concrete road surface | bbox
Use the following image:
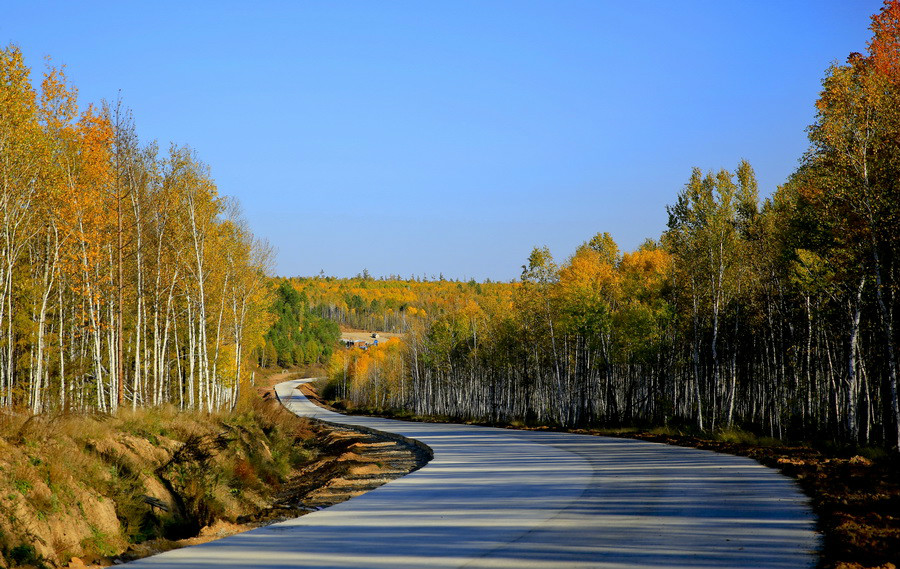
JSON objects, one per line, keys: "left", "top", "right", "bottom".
{"left": 124, "top": 378, "right": 819, "bottom": 568}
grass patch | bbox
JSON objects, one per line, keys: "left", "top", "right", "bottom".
{"left": 80, "top": 525, "right": 118, "bottom": 560}
{"left": 0, "top": 395, "right": 321, "bottom": 566}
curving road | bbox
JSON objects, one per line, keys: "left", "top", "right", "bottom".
{"left": 125, "top": 378, "right": 819, "bottom": 568}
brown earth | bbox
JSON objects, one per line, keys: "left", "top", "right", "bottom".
{"left": 100, "top": 372, "right": 427, "bottom": 568}
{"left": 339, "top": 329, "right": 404, "bottom": 344}
{"left": 109, "top": 393, "right": 426, "bottom": 568}
{"left": 244, "top": 370, "right": 428, "bottom": 522}
{"left": 0, "top": 369, "right": 425, "bottom": 569}
{"left": 89, "top": 417, "right": 427, "bottom": 569}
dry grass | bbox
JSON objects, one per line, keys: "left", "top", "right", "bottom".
{"left": 0, "top": 399, "right": 320, "bottom": 568}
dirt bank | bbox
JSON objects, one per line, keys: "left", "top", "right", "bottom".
{"left": 0, "top": 370, "right": 425, "bottom": 569}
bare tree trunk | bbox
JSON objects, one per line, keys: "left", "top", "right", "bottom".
{"left": 33, "top": 228, "right": 60, "bottom": 413}
{"left": 871, "top": 247, "right": 900, "bottom": 449}
{"left": 846, "top": 277, "right": 866, "bottom": 443}
{"left": 58, "top": 282, "right": 66, "bottom": 409}
{"left": 691, "top": 280, "right": 704, "bottom": 430}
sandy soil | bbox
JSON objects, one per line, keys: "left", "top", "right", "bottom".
{"left": 338, "top": 327, "right": 403, "bottom": 344}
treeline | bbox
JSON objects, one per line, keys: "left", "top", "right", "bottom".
{"left": 325, "top": 2, "right": 900, "bottom": 450}
{"left": 0, "top": 45, "right": 272, "bottom": 414}
{"left": 293, "top": 275, "right": 500, "bottom": 332}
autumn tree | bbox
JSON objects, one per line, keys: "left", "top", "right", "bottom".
{"left": 0, "top": 45, "right": 272, "bottom": 414}
{"left": 795, "top": 0, "right": 900, "bottom": 447}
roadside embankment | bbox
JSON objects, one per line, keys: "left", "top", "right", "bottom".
{"left": 0, "top": 377, "right": 425, "bottom": 569}
{"left": 0, "top": 394, "right": 316, "bottom": 568}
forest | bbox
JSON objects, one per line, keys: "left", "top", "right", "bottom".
{"left": 4, "top": 2, "right": 900, "bottom": 454}
{"left": 319, "top": 2, "right": 900, "bottom": 450}
{"left": 258, "top": 280, "right": 340, "bottom": 369}
{"left": 0, "top": 45, "right": 273, "bottom": 414}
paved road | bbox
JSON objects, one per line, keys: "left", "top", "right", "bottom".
{"left": 125, "top": 378, "right": 819, "bottom": 568}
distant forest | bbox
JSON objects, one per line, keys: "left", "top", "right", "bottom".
{"left": 310, "top": 2, "right": 900, "bottom": 450}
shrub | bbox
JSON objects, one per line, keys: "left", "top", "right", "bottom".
{"left": 7, "top": 543, "right": 46, "bottom": 568}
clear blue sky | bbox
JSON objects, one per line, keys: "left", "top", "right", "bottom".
{"left": 3, "top": 1, "right": 881, "bottom": 281}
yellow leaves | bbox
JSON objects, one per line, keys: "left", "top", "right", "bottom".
{"left": 620, "top": 249, "right": 671, "bottom": 285}
{"left": 790, "top": 249, "right": 833, "bottom": 295}
{"left": 0, "top": 45, "right": 280, "bottom": 411}
{"left": 0, "top": 45, "right": 38, "bottom": 125}
{"left": 1, "top": 45, "right": 43, "bottom": 193}
{"left": 617, "top": 248, "right": 672, "bottom": 305}
{"left": 461, "top": 298, "right": 482, "bottom": 321}
{"left": 349, "top": 351, "right": 371, "bottom": 388}
{"left": 326, "top": 336, "right": 409, "bottom": 407}
{"left": 557, "top": 247, "right": 619, "bottom": 305}
{"left": 39, "top": 60, "right": 78, "bottom": 132}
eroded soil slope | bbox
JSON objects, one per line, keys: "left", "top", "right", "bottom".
{"left": 0, "top": 376, "right": 425, "bottom": 569}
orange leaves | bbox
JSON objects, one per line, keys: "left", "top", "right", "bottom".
{"left": 870, "top": 0, "right": 900, "bottom": 80}
{"left": 75, "top": 106, "right": 113, "bottom": 189}
{"left": 0, "top": 44, "right": 278, "bottom": 412}
{"left": 805, "top": 1, "right": 900, "bottom": 258}
{"left": 814, "top": 0, "right": 900, "bottom": 154}
{"left": 796, "top": 182, "right": 825, "bottom": 204}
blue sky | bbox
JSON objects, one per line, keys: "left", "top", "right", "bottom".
{"left": 3, "top": 1, "right": 881, "bottom": 281}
